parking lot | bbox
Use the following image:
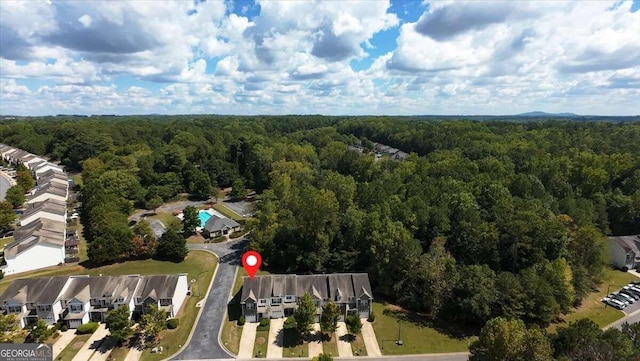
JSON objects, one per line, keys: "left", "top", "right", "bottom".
{"left": 605, "top": 282, "right": 640, "bottom": 314}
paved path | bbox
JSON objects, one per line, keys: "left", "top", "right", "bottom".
{"left": 267, "top": 318, "right": 284, "bottom": 359}
{"left": 335, "top": 321, "right": 353, "bottom": 357}
{"left": 89, "top": 336, "right": 119, "bottom": 361}
{"left": 361, "top": 320, "right": 382, "bottom": 357}
{"left": 123, "top": 341, "right": 144, "bottom": 361}
{"left": 309, "top": 323, "right": 323, "bottom": 358}
{"left": 171, "top": 238, "right": 246, "bottom": 360}
{"left": 72, "top": 324, "right": 109, "bottom": 361}
{"left": 52, "top": 330, "right": 76, "bottom": 359}
{"left": 238, "top": 323, "right": 257, "bottom": 359}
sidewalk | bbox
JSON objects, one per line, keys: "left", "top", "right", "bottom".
{"left": 52, "top": 330, "right": 76, "bottom": 359}
{"left": 308, "top": 323, "right": 323, "bottom": 358}
{"left": 267, "top": 318, "right": 284, "bottom": 358}
{"left": 72, "top": 324, "right": 110, "bottom": 361}
{"left": 361, "top": 321, "right": 382, "bottom": 357}
{"left": 238, "top": 323, "right": 258, "bottom": 358}
{"left": 335, "top": 321, "right": 353, "bottom": 357}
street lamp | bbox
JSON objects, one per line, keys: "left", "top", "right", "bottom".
{"left": 395, "top": 320, "right": 403, "bottom": 346}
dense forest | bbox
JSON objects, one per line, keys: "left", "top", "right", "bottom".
{"left": 1, "top": 116, "right": 639, "bottom": 329}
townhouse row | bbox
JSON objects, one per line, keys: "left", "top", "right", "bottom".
{"left": 0, "top": 273, "right": 189, "bottom": 329}
{"left": 0, "top": 144, "right": 72, "bottom": 275}
{"left": 240, "top": 273, "right": 373, "bottom": 323}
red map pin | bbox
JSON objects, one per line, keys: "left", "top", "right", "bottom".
{"left": 242, "top": 251, "right": 262, "bottom": 279}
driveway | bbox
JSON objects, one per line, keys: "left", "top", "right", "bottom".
{"left": 89, "top": 336, "right": 119, "bottom": 361}
{"left": 335, "top": 321, "right": 352, "bottom": 357}
{"left": 309, "top": 323, "right": 323, "bottom": 358}
{"left": 361, "top": 320, "right": 382, "bottom": 357}
{"left": 178, "top": 354, "right": 469, "bottom": 361}
{"left": 171, "top": 238, "right": 247, "bottom": 360}
{"left": 237, "top": 323, "right": 257, "bottom": 359}
{"left": 72, "top": 323, "right": 109, "bottom": 361}
{"left": 267, "top": 318, "right": 284, "bottom": 359}
{"left": 52, "top": 330, "right": 76, "bottom": 359}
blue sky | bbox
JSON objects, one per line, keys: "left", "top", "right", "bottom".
{"left": 1, "top": 0, "right": 639, "bottom": 116}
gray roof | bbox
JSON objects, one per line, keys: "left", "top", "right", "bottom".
{"left": 36, "top": 169, "right": 67, "bottom": 181}
{"left": 0, "top": 277, "right": 69, "bottom": 304}
{"left": 60, "top": 275, "right": 140, "bottom": 303}
{"left": 610, "top": 235, "right": 640, "bottom": 254}
{"left": 20, "top": 198, "right": 67, "bottom": 223}
{"left": 4, "top": 218, "right": 65, "bottom": 257}
{"left": 203, "top": 215, "right": 240, "bottom": 232}
{"left": 28, "top": 182, "right": 68, "bottom": 201}
{"left": 135, "top": 274, "right": 183, "bottom": 301}
{"left": 241, "top": 273, "right": 373, "bottom": 303}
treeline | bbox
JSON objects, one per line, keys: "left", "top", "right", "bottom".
{"left": 470, "top": 317, "right": 640, "bottom": 361}
{"left": 1, "top": 117, "right": 640, "bottom": 327}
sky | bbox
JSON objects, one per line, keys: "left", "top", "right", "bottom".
{"left": 0, "top": 0, "right": 639, "bottom": 116}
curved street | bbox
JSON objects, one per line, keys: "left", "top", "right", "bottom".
{"left": 172, "top": 238, "right": 247, "bottom": 360}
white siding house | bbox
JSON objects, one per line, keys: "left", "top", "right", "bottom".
{"left": 2, "top": 242, "right": 65, "bottom": 275}
{"left": 609, "top": 235, "right": 640, "bottom": 271}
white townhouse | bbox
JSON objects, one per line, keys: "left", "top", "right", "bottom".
{"left": 0, "top": 274, "right": 189, "bottom": 328}
{"left": 2, "top": 218, "right": 66, "bottom": 275}
{"left": 34, "top": 162, "right": 65, "bottom": 178}
{"left": 26, "top": 182, "right": 68, "bottom": 204}
{"left": 19, "top": 199, "right": 67, "bottom": 226}
{"left": 0, "top": 277, "right": 69, "bottom": 328}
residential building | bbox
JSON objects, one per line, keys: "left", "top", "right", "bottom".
{"left": 240, "top": 273, "right": 373, "bottom": 323}
{"left": 26, "top": 182, "right": 68, "bottom": 204}
{"left": 0, "top": 277, "right": 69, "bottom": 328}
{"left": 133, "top": 274, "right": 189, "bottom": 319}
{"left": 202, "top": 215, "right": 241, "bottom": 238}
{"left": 0, "top": 274, "right": 189, "bottom": 328}
{"left": 2, "top": 218, "right": 66, "bottom": 275}
{"left": 34, "top": 163, "right": 65, "bottom": 177}
{"left": 19, "top": 199, "right": 67, "bottom": 226}
{"left": 609, "top": 235, "right": 640, "bottom": 270}
{"left": 36, "top": 169, "right": 68, "bottom": 186}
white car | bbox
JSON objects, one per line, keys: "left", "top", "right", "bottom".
{"left": 602, "top": 297, "right": 627, "bottom": 309}
{"left": 616, "top": 292, "right": 635, "bottom": 304}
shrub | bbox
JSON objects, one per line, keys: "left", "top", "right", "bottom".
{"left": 167, "top": 318, "right": 179, "bottom": 329}
{"left": 283, "top": 316, "right": 296, "bottom": 330}
{"left": 257, "top": 317, "right": 270, "bottom": 331}
{"left": 76, "top": 322, "right": 99, "bottom": 334}
{"left": 238, "top": 315, "right": 245, "bottom": 326}
{"left": 60, "top": 324, "right": 69, "bottom": 332}
{"left": 367, "top": 311, "right": 375, "bottom": 323}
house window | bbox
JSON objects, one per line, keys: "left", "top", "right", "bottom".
{"left": 70, "top": 304, "right": 83, "bottom": 312}
{"left": 246, "top": 303, "right": 255, "bottom": 310}
{"left": 7, "top": 306, "right": 21, "bottom": 313}
{"left": 259, "top": 300, "right": 267, "bottom": 304}
{"left": 38, "top": 305, "right": 51, "bottom": 312}
{"left": 271, "top": 298, "right": 282, "bottom": 305}
{"left": 285, "top": 296, "right": 295, "bottom": 303}
{"left": 160, "top": 299, "right": 171, "bottom": 306}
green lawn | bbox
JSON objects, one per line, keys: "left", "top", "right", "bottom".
{"left": 548, "top": 268, "right": 640, "bottom": 332}
{"left": 252, "top": 329, "right": 269, "bottom": 358}
{"left": 149, "top": 212, "right": 179, "bottom": 228}
{"left": 349, "top": 332, "right": 367, "bottom": 356}
{"left": 56, "top": 334, "right": 91, "bottom": 361}
{"left": 322, "top": 333, "right": 339, "bottom": 358}
{"left": 1, "top": 236, "right": 14, "bottom": 248}
{"left": 220, "top": 267, "right": 271, "bottom": 355}
{"left": 106, "top": 343, "right": 130, "bottom": 361}
{"left": 212, "top": 203, "right": 244, "bottom": 222}
{"left": 372, "top": 302, "right": 474, "bottom": 355}
{"left": 282, "top": 328, "right": 308, "bottom": 357}
{"left": 69, "top": 173, "right": 83, "bottom": 187}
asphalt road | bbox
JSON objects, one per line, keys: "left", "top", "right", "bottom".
{"left": 171, "top": 238, "right": 247, "bottom": 360}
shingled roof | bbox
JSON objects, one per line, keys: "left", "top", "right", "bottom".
{"left": 241, "top": 273, "right": 372, "bottom": 303}
{"left": 0, "top": 277, "right": 69, "bottom": 304}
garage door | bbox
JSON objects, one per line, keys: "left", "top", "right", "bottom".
{"left": 246, "top": 314, "right": 257, "bottom": 323}
{"left": 69, "top": 320, "right": 83, "bottom": 329}
{"left": 271, "top": 310, "right": 283, "bottom": 318}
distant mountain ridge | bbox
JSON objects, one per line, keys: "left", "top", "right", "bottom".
{"left": 516, "top": 111, "right": 580, "bottom": 117}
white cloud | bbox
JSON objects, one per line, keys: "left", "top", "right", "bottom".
{"left": 0, "top": 0, "right": 638, "bottom": 115}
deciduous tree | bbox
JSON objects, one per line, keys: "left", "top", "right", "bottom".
{"left": 105, "top": 305, "right": 133, "bottom": 343}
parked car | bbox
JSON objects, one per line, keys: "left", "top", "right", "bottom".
{"left": 602, "top": 297, "right": 627, "bottom": 309}
{"left": 610, "top": 293, "right": 631, "bottom": 305}
{"left": 623, "top": 286, "right": 640, "bottom": 297}
{"left": 616, "top": 292, "right": 636, "bottom": 303}
{"left": 628, "top": 284, "right": 640, "bottom": 294}
{"left": 620, "top": 289, "right": 640, "bottom": 300}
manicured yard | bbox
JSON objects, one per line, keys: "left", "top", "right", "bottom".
{"left": 282, "top": 328, "right": 308, "bottom": 357}
{"left": 212, "top": 203, "right": 244, "bottom": 221}
{"left": 106, "top": 343, "right": 130, "bottom": 361}
{"left": 220, "top": 267, "right": 270, "bottom": 355}
{"left": 349, "top": 332, "right": 367, "bottom": 356}
{"left": 372, "top": 302, "right": 474, "bottom": 355}
{"left": 149, "top": 211, "right": 179, "bottom": 228}
{"left": 322, "top": 333, "right": 339, "bottom": 358}
{"left": 252, "top": 329, "right": 269, "bottom": 358}
{"left": 56, "top": 334, "right": 91, "bottom": 361}
{"left": 548, "top": 268, "right": 640, "bottom": 332}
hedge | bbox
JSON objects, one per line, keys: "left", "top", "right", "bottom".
{"left": 76, "top": 322, "right": 99, "bottom": 334}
